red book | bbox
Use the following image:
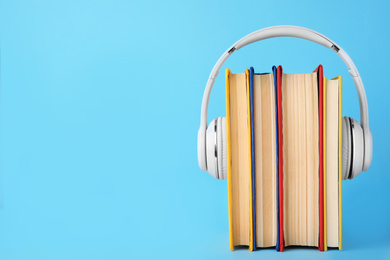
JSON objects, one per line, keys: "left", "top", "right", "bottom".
{"left": 314, "top": 65, "right": 324, "bottom": 251}
{"left": 277, "top": 65, "right": 324, "bottom": 252}
{"left": 276, "top": 65, "right": 284, "bottom": 252}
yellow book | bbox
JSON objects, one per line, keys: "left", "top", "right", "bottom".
{"left": 225, "top": 68, "right": 253, "bottom": 250}
{"left": 324, "top": 76, "right": 342, "bottom": 250}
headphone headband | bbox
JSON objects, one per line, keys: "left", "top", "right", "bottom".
{"left": 198, "top": 25, "right": 371, "bottom": 172}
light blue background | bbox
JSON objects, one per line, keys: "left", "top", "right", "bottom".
{"left": 1, "top": 0, "right": 389, "bottom": 259}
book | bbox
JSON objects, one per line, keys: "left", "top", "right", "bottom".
{"left": 273, "top": 66, "right": 280, "bottom": 252}
{"left": 314, "top": 65, "right": 325, "bottom": 251}
{"left": 249, "top": 67, "right": 278, "bottom": 249}
{"left": 324, "top": 76, "right": 343, "bottom": 250}
{"left": 249, "top": 68, "right": 256, "bottom": 250}
{"left": 276, "top": 66, "right": 284, "bottom": 251}
{"left": 225, "top": 65, "right": 342, "bottom": 252}
{"left": 225, "top": 69, "right": 254, "bottom": 250}
{"left": 280, "top": 67, "right": 319, "bottom": 248}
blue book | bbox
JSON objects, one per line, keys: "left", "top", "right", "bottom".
{"left": 273, "top": 66, "right": 280, "bottom": 252}
{"left": 249, "top": 67, "right": 279, "bottom": 251}
{"left": 249, "top": 67, "right": 256, "bottom": 250}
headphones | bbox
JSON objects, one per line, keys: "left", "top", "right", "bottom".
{"left": 197, "top": 25, "right": 372, "bottom": 181}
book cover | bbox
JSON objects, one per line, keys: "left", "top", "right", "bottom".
{"left": 246, "top": 69, "right": 254, "bottom": 252}
{"left": 249, "top": 67, "right": 256, "bottom": 250}
{"left": 225, "top": 68, "right": 234, "bottom": 251}
{"left": 314, "top": 65, "right": 324, "bottom": 251}
{"left": 276, "top": 65, "right": 284, "bottom": 252}
{"left": 335, "top": 76, "right": 343, "bottom": 250}
{"left": 324, "top": 76, "right": 343, "bottom": 250}
{"left": 272, "top": 66, "right": 280, "bottom": 252}
{"left": 323, "top": 77, "right": 328, "bottom": 250}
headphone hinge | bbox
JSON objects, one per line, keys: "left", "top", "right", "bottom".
{"left": 228, "top": 47, "right": 236, "bottom": 54}
{"left": 331, "top": 44, "right": 340, "bottom": 53}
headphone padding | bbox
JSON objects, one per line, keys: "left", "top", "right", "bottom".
{"left": 206, "top": 119, "right": 218, "bottom": 179}
{"left": 350, "top": 117, "right": 364, "bottom": 179}
{"left": 216, "top": 117, "right": 223, "bottom": 180}
{"left": 342, "top": 117, "right": 352, "bottom": 180}
{"left": 221, "top": 117, "right": 227, "bottom": 180}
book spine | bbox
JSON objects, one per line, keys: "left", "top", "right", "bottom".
{"left": 338, "top": 76, "right": 343, "bottom": 250}
{"left": 225, "top": 69, "right": 234, "bottom": 251}
{"left": 249, "top": 68, "right": 256, "bottom": 250}
{"left": 317, "top": 66, "right": 324, "bottom": 251}
{"left": 276, "top": 65, "right": 284, "bottom": 252}
{"left": 245, "top": 69, "right": 254, "bottom": 252}
{"left": 272, "top": 66, "right": 280, "bottom": 252}
{"left": 323, "top": 77, "right": 328, "bottom": 250}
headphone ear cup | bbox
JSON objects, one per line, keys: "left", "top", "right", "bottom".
{"left": 342, "top": 117, "right": 352, "bottom": 180}
{"left": 206, "top": 119, "right": 218, "bottom": 179}
{"left": 350, "top": 117, "right": 364, "bottom": 179}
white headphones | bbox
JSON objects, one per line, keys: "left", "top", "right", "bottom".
{"left": 197, "top": 25, "right": 372, "bottom": 181}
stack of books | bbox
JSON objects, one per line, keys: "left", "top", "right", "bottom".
{"left": 225, "top": 65, "right": 342, "bottom": 251}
